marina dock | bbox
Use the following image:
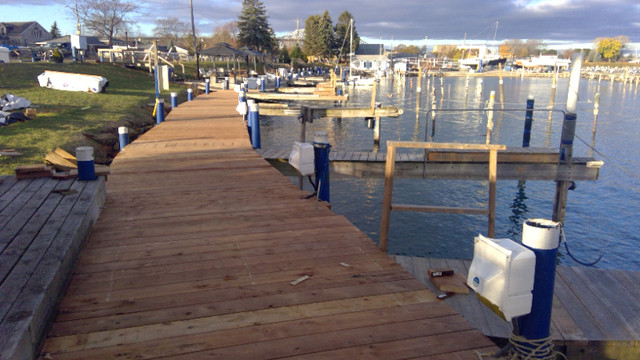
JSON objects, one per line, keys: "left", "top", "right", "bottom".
{"left": 393, "top": 256, "right": 640, "bottom": 359}
{"left": 28, "top": 90, "right": 498, "bottom": 359}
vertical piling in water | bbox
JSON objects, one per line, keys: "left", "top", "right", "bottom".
{"left": 522, "top": 96, "right": 534, "bottom": 147}
{"left": 513, "top": 219, "right": 561, "bottom": 359}
{"left": 553, "top": 53, "right": 583, "bottom": 223}
{"left": 590, "top": 92, "right": 600, "bottom": 157}
{"left": 118, "top": 127, "right": 129, "bottom": 150}
{"left": 486, "top": 91, "right": 495, "bottom": 144}
{"left": 499, "top": 63, "right": 505, "bottom": 109}
{"left": 313, "top": 131, "right": 331, "bottom": 204}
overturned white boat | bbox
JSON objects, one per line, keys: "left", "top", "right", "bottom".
{"left": 37, "top": 71, "right": 108, "bottom": 93}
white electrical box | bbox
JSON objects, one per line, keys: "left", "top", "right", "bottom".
{"left": 288, "top": 142, "right": 315, "bottom": 176}
{"left": 467, "top": 234, "right": 536, "bottom": 321}
{"left": 70, "top": 35, "right": 87, "bottom": 50}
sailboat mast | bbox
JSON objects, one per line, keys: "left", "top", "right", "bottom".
{"left": 349, "top": 18, "right": 353, "bottom": 76}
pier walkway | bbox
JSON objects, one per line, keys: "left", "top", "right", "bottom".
{"left": 39, "top": 90, "right": 497, "bottom": 359}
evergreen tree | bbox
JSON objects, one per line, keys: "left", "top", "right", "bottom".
{"left": 303, "top": 15, "right": 320, "bottom": 58}
{"left": 278, "top": 47, "right": 290, "bottom": 63}
{"left": 289, "top": 44, "right": 304, "bottom": 60}
{"left": 50, "top": 21, "right": 61, "bottom": 39}
{"left": 334, "top": 11, "right": 359, "bottom": 62}
{"left": 236, "top": 0, "right": 275, "bottom": 53}
{"left": 317, "top": 10, "right": 335, "bottom": 59}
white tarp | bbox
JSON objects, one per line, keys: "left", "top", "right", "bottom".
{"left": 1, "top": 94, "right": 31, "bottom": 111}
{"left": 0, "top": 47, "right": 9, "bottom": 63}
{"left": 37, "top": 71, "right": 108, "bottom": 93}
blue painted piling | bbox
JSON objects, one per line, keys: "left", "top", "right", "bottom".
{"left": 514, "top": 219, "right": 561, "bottom": 358}
{"left": 156, "top": 98, "right": 165, "bottom": 124}
{"left": 313, "top": 131, "right": 331, "bottom": 204}
{"left": 248, "top": 101, "right": 261, "bottom": 149}
{"left": 187, "top": 88, "right": 193, "bottom": 101}
{"left": 76, "top": 146, "right": 96, "bottom": 181}
{"left": 170, "top": 92, "right": 178, "bottom": 109}
{"left": 259, "top": 78, "right": 265, "bottom": 92}
{"left": 522, "top": 96, "right": 534, "bottom": 147}
{"left": 154, "top": 66, "right": 160, "bottom": 100}
{"left": 205, "top": 79, "right": 210, "bottom": 94}
{"left": 276, "top": 76, "right": 281, "bottom": 89}
{"left": 224, "top": 77, "right": 229, "bottom": 90}
{"left": 118, "top": 126, "right": 129, "bottom": 150}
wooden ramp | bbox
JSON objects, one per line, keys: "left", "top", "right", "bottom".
{"left": 393, "top": 256, "right": 640, "bottom": 359}
{"left": 40, "top": 91, "right": 497, "bottom": 359}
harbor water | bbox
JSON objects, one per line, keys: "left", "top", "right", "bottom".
{"left": 259, "top": 74, "right": 640, "bottom": 271}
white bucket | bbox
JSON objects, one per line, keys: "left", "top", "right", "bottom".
{"left": 522, "top": 219, "right": 561, "bottom": 250}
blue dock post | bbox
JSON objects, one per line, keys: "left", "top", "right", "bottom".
{"left": 224, "top": 77, "right": 229, "bottom": 90}
{"left": 522, "top": 95, "right": 534, "bottom": 147}
{"left": 259, "top": 78, "right": 265, "bottom": 92}
{"left": 156, "top": 98, "right": 165, "bottom": 124}
{"left": 118, "top": 126, "right": 129, "bottom": 150}
{"left": 276, "top": 76, "right": 281, "bottom": 89}
{"left": 248, "top": 101, "right": 261, "bottom": 149}
{"left": 313, "top": 131, "right": 331, "bottom": 204}
{"left": 205, "top": 78, "right": 210, "bottom": 94}
{"left": 187, "top": 88, "right": 193, "bottom": 101}
{"left": 76, "top": 146, "right": 96, "bottom": 181}
{"left": 514, "top": 219, "right": 561, "bottom": 358}
{"left": 170, "top": 92, "right": 178, "bottom": 109}
{"left": 341, "top": 67, "right": 346, "bottom": 82}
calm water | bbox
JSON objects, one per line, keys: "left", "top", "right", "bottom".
{"left": 259, "top": 74, "right": 640, "bottom": 271}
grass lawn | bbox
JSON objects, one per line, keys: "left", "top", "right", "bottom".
{"left": 0, "top": 62, "right": 191, "bottom": 175}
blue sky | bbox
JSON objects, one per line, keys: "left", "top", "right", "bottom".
{"left": 2, "top": 0, "right": 639, "bottom": 50}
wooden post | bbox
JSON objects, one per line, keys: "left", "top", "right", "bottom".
{"left": 522, "top": 95, "right": 534, "bottom": 147}
{"left": 374, "top": 114, "right": 381, "bottom": 147}
{"left": 416, "top": 61, "right": 422, "bottom": 120}
{"left": 486, "top": 91, "right": 495, "bottom": 144}
{"left": 499, "top": 63, "right": 505, "bottom": 109}
{"left": 298, "top": 106, "right": 312, "bottom": 189}
{"left": 553, "top": 53, "right": 583, "bottom": 223}
{"left": 488, "top": 148, "right": 498, "bottom": 238}
{"left": 378, "top": 143, "right": 397, "bottom": 251}
{"left": 370, "top": 83, "right": 377, "bottom": 112}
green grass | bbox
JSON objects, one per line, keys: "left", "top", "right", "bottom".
{"left": 0, "top": 62, "right": 190, "bottom": 175}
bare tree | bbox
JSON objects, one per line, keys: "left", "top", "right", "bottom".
{"left": 74, "top": 0, "right": 138, "bottom": 46}
{"left": 210, "top": 21, "right": 238, "bottom": 47}
{"left": 153, "top": 17, "right": 188, "bottom": 43}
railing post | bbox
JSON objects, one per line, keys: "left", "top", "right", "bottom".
{"left": 488, "top": 149, "right": 498, "bottom": 237}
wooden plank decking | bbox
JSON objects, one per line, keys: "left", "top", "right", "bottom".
{"left": 39, "top": 90, "right": 498, "bottom": 359}
{"left": 393, "top": 256, "right": 640, "bottom": 358}
{"left": 0, "top": 176, "right": 106, "bottom": 359}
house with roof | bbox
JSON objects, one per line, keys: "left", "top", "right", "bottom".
{"left": 350, "top": 43, "right": 390, "bottom": 75}
{"left": 0, "top": 21, "right": 52, "bottom": 47}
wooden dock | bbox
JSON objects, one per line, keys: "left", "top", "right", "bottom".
{"left": 259, "top": 147, "right": 602, "bottom": 181}
{"left": 37, "top": 90, "right": 498, "bottom": 359}
{"left": 393, "top": 256, "right": 640, "bottom": 359}
{"left": 0, "top": 176, "right": 106, "bottom": 359}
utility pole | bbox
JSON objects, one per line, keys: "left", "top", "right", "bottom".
{"left": 190, "top": 0, "right": 199, "bottom": 80}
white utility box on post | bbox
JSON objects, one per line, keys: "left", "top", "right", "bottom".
{"left": 467, "top": 234, "right": 536, "bottom": 321}
{"left": 289, "top": 142, "right": 315, "bottom": 176}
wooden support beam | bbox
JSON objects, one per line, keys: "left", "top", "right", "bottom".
{"left": 392, "top": 204, "right": 490, "bottom": 215}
